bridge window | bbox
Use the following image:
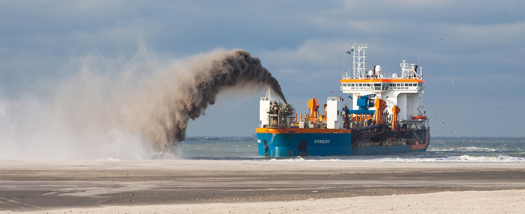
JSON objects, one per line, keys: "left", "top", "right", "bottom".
{"left": 374, "top": 83, "right": 381, "bottom": 90}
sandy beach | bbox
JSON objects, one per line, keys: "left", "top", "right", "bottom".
{"left": 0, "top": 160, "right": 524, "bottom": 213}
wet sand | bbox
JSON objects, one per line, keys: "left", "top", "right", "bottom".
{"left": 0, "top": 160, "right": 524, "bottom": 213}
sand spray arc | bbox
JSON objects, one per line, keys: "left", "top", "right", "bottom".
{"left": 0, "top": 49, "right": 286, "bottom": 159}
{"left": 147, "top": 49, "right": 286, "bottom": 151}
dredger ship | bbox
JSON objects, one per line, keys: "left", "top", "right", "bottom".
{"left": 256, "top": 45, "right": 429, "bottom": 157}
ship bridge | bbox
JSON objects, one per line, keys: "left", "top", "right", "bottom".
{"left": 340, "top": 45, "right": 425, "bottom": 121}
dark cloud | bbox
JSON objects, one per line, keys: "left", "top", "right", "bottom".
{"left": 0, "top": 1, "right": 524, "bottom": 137}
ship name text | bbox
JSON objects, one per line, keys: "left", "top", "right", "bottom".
{"left": 314, "top": 140, "right": 330, "bottom": 144}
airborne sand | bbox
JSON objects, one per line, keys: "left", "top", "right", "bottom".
{"left": 0, "top": 49, "right": 286, "bottom": 159}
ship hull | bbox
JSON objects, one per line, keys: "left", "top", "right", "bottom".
{"left": 256, "top": 128, "right": 429, "bottom": 157}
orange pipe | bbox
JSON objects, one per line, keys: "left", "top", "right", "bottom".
{"left": 392, "top": 105, "right": 400, "bottom": 131}
{"left": 307, "top": 98, "right": 319, "bottom": 118}
{"left": 373, "top": 98, "right": 387, "bottom": 124}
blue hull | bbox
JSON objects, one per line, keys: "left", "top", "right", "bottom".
{"left": 256, "top": 132, "right": 429, "bottom": 157}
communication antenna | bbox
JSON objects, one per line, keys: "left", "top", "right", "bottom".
{"left": 418, "top": 52, "right": 423, "bottom": 77}
{"left": 343, "top": 55, "right": 348, "bottom": 78}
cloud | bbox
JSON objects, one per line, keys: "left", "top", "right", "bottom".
{"left": 259, "top": 39, "right": 355, "bottom": 68}
{"left": 278, "top": 68, "right": 300, "bottom": 74}
{"left": 448, "top": 21, "right": 525, "bottom": 47}
{"left": 1, "top": 0, "right": 525, "bottom": 138}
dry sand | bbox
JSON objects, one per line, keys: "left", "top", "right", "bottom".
{"left": 0, "top": 160, "right": 524, "bottom": 213}
{"left": 7, "top": 190, "right": 525, "bottom": 214}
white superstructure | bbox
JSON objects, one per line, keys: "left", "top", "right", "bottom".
{"left": 259, "top": 88, "right": 274, "bottom": 128}
{"left": 326, "top": 96, "right": 342, "bottom": 129}
{"left": 340, "top": 45, "right": 425, "bottom": 121}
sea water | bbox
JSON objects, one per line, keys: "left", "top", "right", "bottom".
{"left": 178, "top": 136, "right": 525, "bottom": 162}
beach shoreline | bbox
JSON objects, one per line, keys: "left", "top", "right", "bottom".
{"left": 1, "top": 160, "right": 524, "bottom": 213}
{"left": 6, "top": 189, "right": 524, "bottom": 214}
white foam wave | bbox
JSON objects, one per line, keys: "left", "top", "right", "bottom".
{"left": 428, "top": 146, "right": 497, "bottom": 152}
{"left": 360, "top": 155, "right": 525, "bottom": 163}
{"left": 267, "top": 155, "right": 525, "bottom": 163}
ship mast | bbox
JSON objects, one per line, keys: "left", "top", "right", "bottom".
{"left": 351, "top": 44, "right": 367, "bottom": 79}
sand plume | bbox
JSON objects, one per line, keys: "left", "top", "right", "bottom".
{"left": 0, "top": 48, "right": 286, "bottom": 159}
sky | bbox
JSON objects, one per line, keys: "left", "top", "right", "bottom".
{"left": 1, "top": 0, "right": 524, "bottom": 138}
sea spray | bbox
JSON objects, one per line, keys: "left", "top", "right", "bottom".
{"left": 0, "top": 48, "right": 286, "bottom": 159}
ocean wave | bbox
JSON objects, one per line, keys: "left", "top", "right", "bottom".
{"left": 359, "top": 155, "right": 525, "bottom": 163}
{"left": 267, "top": 155, "right": 525, "bottom": 163}
{"left": 428, "top": 146, "right": 497, "bottom": 152}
